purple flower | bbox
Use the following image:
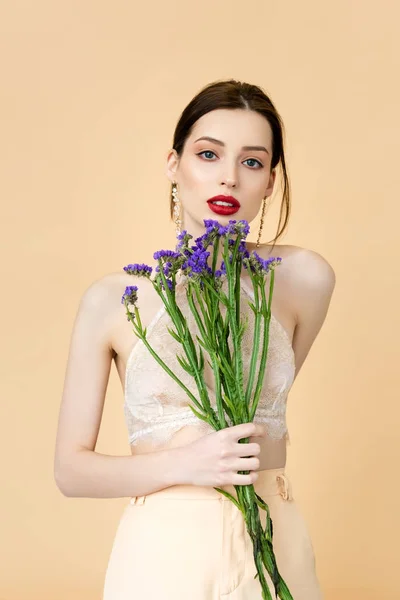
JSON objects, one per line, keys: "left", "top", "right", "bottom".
{"left": 244, "top": 253, "right": 282, "bottom": 275}
{"left": 159, "top": 278, "right": 174, "bottom": 291}
{"left": 153, "top": 249, "right": 180, "bottom": 261}
{"left": 181, "top": 245, "right": 213, "bottom": 278}
{"left": 121, "top": 285, "right": 138, "bottom": 308}
{"left": 177, "top": 230, "right": 188, "bottom": 241}
{"left": 123, "top": 263, "right": 152, "bottom": 277}
{"left": 203, "top": 219, "right": 250, "bottom": 238}
{"left": 176, "top": 229, "right": 192, "bottom": 244}
{"left": 156, "top": 261, "right": 174, "bottom": 277}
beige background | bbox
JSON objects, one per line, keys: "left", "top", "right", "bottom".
{"left": 1, "top": 1, "right": 399, "bottom": 599}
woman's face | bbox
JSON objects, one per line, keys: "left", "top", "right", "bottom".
{"left": 166, "top": 108, "right": 276, "bottom": 240}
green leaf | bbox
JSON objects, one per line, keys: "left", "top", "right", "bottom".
{"left": 166, "top": 326, "right": 182, "bottom": 343}
{"left": 222, "top": 393, "right": 236, "bottom": 413}
{"left": 254, "top": 492, "right": 273, "bottom": 541}
{"left": 196, "top": 335, "right": 213, "bottom": 353}
{"left": 175, "top": 353, "right": 194, "bottom": 376}
{"left": 198, "top": 346, "right": 205, "bottom": 371}
{"left": 248, "top": 302, "right": 257, "bottom": 316}
{"left": 215, "top": 353, "right": 235, "bottom": 380}
{"left": 213, "top": 488, "right": 244, "bottom": 513}
{"left": 221, "top": 399, "right": 234, "bottom": 422}
{"left": 254, "top": 491, "right": 269, "bottom": 510}
{"left": 187, "top": 404, "right": 209, "bottom": 423}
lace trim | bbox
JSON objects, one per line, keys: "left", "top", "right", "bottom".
{"left": 124, "top": 273, "right": 294, "bottom": 449}
{"left": 123, "top": 276, "right": 295, "bottom": 396}
{"left": 126, "top": 405, "right": 289, "bottom": 445}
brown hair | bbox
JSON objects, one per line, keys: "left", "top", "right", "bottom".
{"left": 169, "top": 78, "right": 291, "bottom": 249}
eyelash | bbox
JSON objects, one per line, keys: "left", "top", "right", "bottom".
{"left": 196, "top": 150, "right": 263, "bottom": 169}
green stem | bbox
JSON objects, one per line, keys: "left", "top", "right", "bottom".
{"left": 125, "top": 306, "right": 205, "bottom": 415}
{"left": 157, "top": 267, "right": 220, "bottom": 428}
{"left": 125, "top": 239, "right": 292, "bottom": 598}
{"left": 249, "top": 269, "right": 275, "bottom": 420}
{"left": 244, "top": 276, "right": 262, "bottom": 405}
{"left": 223, "top": 236, "right": 247, "bottom": 422}
{"left": 233, "top": 483, "right": 294, "bottom": 600}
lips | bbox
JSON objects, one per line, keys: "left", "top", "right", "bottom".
{"left": 207, "top": 196, "right": 240, "bottom": 216}
{"left": 207, "top": 195, "right": 241, "bottom": 207}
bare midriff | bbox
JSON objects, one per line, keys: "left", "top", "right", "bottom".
{"left": 128, "top": 423, "right": 286, "bottom": 472}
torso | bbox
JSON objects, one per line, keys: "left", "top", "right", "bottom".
{"left": 110, "top": 242, "right": 298, "bottom": 471}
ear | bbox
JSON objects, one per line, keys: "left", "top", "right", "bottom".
{"left": 265, "top": 168, "right": 276, "bottom": 197}
{"left": 166, "top": 149, "right": 179, "bottom": 183}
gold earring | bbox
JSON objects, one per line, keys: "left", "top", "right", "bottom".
{"left": 256, "top": 196, "right": 267, "bottom": 248}
{"left": 172, "top": 181, "right": 182, "bottom": 237}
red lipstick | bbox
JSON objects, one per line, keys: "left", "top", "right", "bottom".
{"left": 206, "top": 195, "right": 240, "bottom": 216}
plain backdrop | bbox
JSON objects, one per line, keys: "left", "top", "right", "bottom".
{"left": 1, "top": 1, "right": 399, "bottom": 599}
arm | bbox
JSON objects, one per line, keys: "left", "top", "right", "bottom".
{"left": 53, "top": 274, "right": 185, "bottom": 499}
{"left": 290, "top": 249, "right": 336, "bottom": 378}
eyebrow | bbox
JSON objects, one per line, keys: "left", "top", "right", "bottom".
{"left": 194, "top": 136, "right": 269, "bottom": 155}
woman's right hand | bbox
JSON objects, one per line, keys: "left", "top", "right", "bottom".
{"left": 177, "top": 422, "right": 266, "bottom": 487}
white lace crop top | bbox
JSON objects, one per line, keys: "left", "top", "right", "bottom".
{"left": 123, "top": 273, "right": 295, "bottom": 448}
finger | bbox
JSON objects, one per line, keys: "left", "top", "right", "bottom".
{"left": 231, "top": 471, "right": 259, "bottom": 486}
{"left": 235, "top": 457, "right": 260, "bottom": 471}
{"left": 250, "top": 424, "right": 267, "bottom": 438}
{"left": 230, "top": 422, "right": 259, "bottom": 441}
{"left": 234, "top": 442, "right": 261, "bottom": 457}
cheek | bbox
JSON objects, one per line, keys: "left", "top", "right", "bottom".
{"left": 244, "top": 171, "right": 269, "bottom": 194}
{"left": 182, "top": 156, "right": 215, "bottom": 186}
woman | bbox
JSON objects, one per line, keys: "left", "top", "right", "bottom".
{"left": 54, "top": 79, "right": 336, "bottom": 599}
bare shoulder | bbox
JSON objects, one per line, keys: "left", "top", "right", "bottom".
{"left": 273, "top": 244, "right": 336, "bottom": 378}
{"left": 252, "top": 242, "right": 336, "bottom": 299}
{"left": 77, "top": 271, "right": 130, "bottom": 325}
{"left": 84, "top": 270, "right": 151, "bottom": 308}
{"left": 281, "top": 244, "right": 336, "bottom": 291}
{"left": 90, "top": 270, "right": 159, "bottom": 360}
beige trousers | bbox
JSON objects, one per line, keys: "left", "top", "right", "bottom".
{"left": 103, "top": 467, "right": 323, "bottom": 599}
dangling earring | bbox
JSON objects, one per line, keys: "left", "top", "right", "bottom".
{"left": 256, "top": 196, "right": 267, "bottom": 248}
{"left": 172, "top": 181, "right": 182, "bottom": 237}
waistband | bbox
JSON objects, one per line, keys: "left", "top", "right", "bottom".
{"left": 129, "top": 467, "right": 293, "bottom": 506}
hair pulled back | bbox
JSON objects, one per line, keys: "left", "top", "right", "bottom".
{"left": 169, "top": 78, "right": 291, "bottom": 248}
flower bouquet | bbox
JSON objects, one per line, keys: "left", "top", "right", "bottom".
{"left": 121, "top": 218, "right": 293, "bottom": 600}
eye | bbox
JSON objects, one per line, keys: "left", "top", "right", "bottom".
{"left": 197, "top": 150, "right": 217, "bottom": 160}
{"left": 197, "top": 151, "right": 263, "bottom": 169}
{"left": 244, "top": 158, "right": 263, "bottom": 169}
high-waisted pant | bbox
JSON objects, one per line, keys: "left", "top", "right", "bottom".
{"left": 103, "top": 467, "right": 323, "bottom": 599}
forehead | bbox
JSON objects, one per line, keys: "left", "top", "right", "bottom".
{"left": 188, "top": 109, "right": 273, "bottom": 149}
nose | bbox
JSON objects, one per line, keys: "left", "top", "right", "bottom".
{"left": 222, "top": 177, "right": 237, "bottom": 188}
{"left": 220, "top": 159, "right": 238, "bottom": 188}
